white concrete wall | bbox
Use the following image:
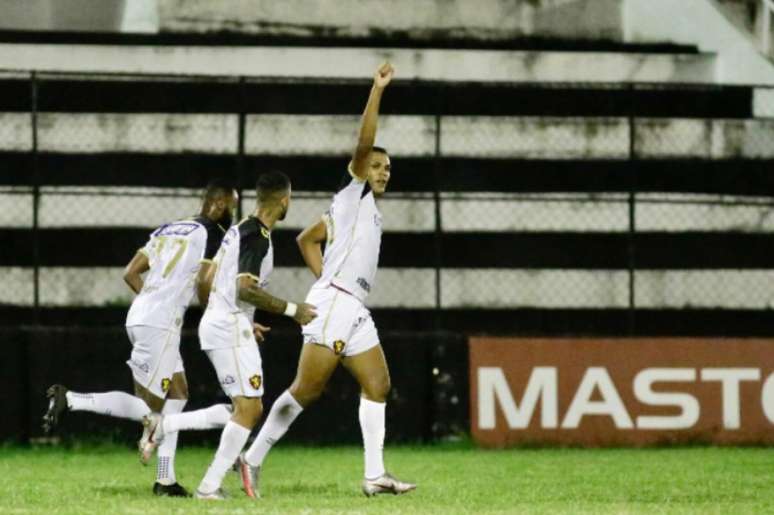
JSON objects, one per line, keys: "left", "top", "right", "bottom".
{"left": 6, "top": 188, "right": 774, "bottom": 234}
{"left": 5, "top": 112, "right": 774, "bottom": 158}
{"left": 624, "top": 0, "right": 774, "bottom": 84}
{"left": 0, "top": 0, "right": 129, "bottom": 32}
{"left": 158, "top": 0, "right": 623, "bottom": 41}
{"left": 4, "top": 185, "right": 774, "bottom": 309}
{"left": 4, "top": 266, "right": 773, "bottom": 309}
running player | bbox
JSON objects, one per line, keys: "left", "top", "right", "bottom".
{"left": 140, "top": 171, "right": 316, "bottom": 500}
{"left": 42, "top": 179, "right": 240, "bottom": 497}
{"left": 239, "top": 63, "right": 416, "bottom": 498}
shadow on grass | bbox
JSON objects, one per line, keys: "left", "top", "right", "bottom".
{"left": 271, "top": 481, "right": 342, "bottom": 496}
{"left": 93, "top": 485, "right": 148, "bottom": 497}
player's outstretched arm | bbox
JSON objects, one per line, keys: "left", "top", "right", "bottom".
{"left": 123, "top": 251, "right": 149, "bottom": 294}
{"left": 296, "top": 219, "right": 327, "bottom": 279}
{"left": 350, "top": 62, "right": 394, "bottom": 181}
{"left": 237, "top": 275, "right": 317, "bottom": 325}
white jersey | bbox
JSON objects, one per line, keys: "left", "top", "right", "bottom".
{"left": 313, "top": 171, "right": 382, "bottom": 302}
{"left": 204, "top": 216, "right": 274, "bottom": 349}
{"left": 126, "top": 216, "right": 225, "bottom": 330}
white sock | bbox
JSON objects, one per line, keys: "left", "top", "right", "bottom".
{"left": 162, "top": 404, "right": 232, "bottom": 434}
{"left": 198, "top": 421, "right": 251, "bottom": 494}
{"left": 156, "top": 399, "right": 186, "bottom": 486}
{"left": 359, "top": 397, "right": 386, "bottom": 480}
{"left": 244, "top": 390, "right": 303, "bottom": 467}
{"left": 65, "top": 391, "right": 150, "bottom": 421}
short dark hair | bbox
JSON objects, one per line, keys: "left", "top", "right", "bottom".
{"left": 204, "top": 177, "right": 236, "bottom": 202}
{"left": 256, "top": 171, "right": 291, "bottom": 202}
{"left": 372, "top": 146, "right": 388, "bottom": 155}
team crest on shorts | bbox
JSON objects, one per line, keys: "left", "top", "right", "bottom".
{"left": 249, "top": 375, "right": 262, "bottom": 390}
{"left": 161, "top": 378, "right": 171, "bottom": 393}
{"left": 333, "top": 340, "right": 346, "bottom": 355}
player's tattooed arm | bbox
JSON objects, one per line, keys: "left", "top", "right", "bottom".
{"left": 296, "top": 218, "right": 327, "bottom": 279}
{"left": 237, "top": 276, "right": 317, "bottom": 325}
{"left": 350, "top": 62, "right": 394, "bottom": 181}
{"left": 237, "top": 275, "right": 286, "bottom": 313}
{"left": 123, "top": 251, "right": 150, "bottom": 294}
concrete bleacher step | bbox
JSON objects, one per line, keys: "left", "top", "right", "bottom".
{"left": 0, "top": 112, "right": 771, "bottom": 158}
{"left": 0, "top": 43, "right": 717, "bottom": 84}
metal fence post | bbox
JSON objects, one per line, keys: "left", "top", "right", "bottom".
{"left": 31, "top": 71, "right": 40, "bottom": 320}
{"left": 24, "top": 71, "right": 41, "bottom": 443}
{"left": 627, "top": 85, "right": 637, "bottom": 335}
{"left": 432, "top": 97, "right": 443, "bottom": 330}
{"left": 236, "top": 76, "right": 246, "bottom": 220}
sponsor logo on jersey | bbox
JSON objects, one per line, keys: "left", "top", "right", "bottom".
{"left": 156, "top": 222, "right": 199, "bottom": 237}
{"left": 249, "top": 375, "right": 263, "bottom": 390}
{"left": 357, "top": 277, "right": 371, "bottom": 293}
{"left": 161, "top": 378, "right": 171, "bottom": 393}
{"left": 374, "top": 214, "right": 382, "bottom": 228}
{"left": 333, "top": 340, "right": 346, "bottom": 355}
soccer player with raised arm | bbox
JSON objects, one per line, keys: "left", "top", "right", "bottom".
{"left": 42, "top": 179, "right": 241, "bottom": 497}
{"left": 140, "top": 171, "right": 316, "bottom": 500}
{"left": 240, "top": 63, "right": 416, "bottom": 498}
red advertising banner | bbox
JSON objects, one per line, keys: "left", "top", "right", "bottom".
{"left": 470, "top": 338, "right": 774, "bottom": 447}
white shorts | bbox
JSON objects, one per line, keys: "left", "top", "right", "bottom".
{"left": 126, "top": 325, "right": 184, "bottom": 398}
{"left": 205, "top": 346, "right": 264, "bottom": 398}
{"left": 302, "top": 286, "right": 380, "bottom": 357}
{"left": 200, "top": 311, "right": 264, "bottom": 398}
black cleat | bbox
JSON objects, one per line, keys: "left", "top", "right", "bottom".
{"left": 153, "top": 482, "right": 192, "bottom": 498}
{"left": 42, "top": 384, "right": 69, "bottom": 434}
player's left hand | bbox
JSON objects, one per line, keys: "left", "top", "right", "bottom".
{"left": 253, "top": 323, "right": 271, "bottom": 342}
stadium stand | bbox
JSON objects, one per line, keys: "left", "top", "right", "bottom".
{"left": 4, "top": 0, "right": 774, "bottom": 442}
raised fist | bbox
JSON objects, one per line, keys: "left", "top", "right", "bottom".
{"left": 374, "top": 62, "right": 394, "bottom": 89}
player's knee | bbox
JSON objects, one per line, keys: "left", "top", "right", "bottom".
{"left": 289, "top": 381, "right": 324, "bottom": 407}
{"left": 248, "top": 402, "right": 263, "bottom": 426}
{"left": 167, "top": 380, "right": 188, "bottom": 400}
{"left": 232, "top": 397, "right": 263, "bottom": 428}
{"left": 363, "top": 375, "right": 390, "bottom": 403}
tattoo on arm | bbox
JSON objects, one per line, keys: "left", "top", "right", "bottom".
{"left": 238, "top": 279, "right": 287, "bottom": 314}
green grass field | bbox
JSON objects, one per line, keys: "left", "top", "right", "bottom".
{"left": 0, "top": 442, "right": 772, "bottom": 514}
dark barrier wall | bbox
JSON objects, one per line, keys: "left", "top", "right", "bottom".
{"left": 0, "top": 327, "right": 468, "bottom": 444}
